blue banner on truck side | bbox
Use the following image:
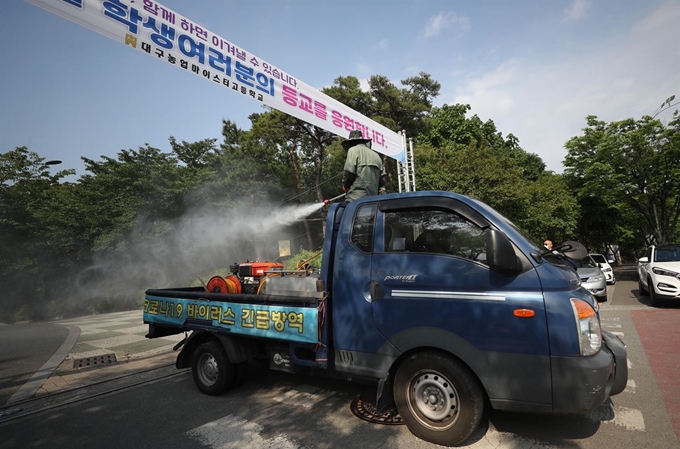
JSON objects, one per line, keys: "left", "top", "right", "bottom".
{"left": 144, "top": 295, "right": 318, "bottom": 344}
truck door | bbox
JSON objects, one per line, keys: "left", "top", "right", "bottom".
{"left": 369, "top": 197, "right": 553, "bottom": 405}
{"left": 331, "top": 202, "right": 394, "bottom": 378}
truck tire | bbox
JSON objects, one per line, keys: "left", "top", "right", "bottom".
{"left": 191, "top": 341, "right": 237, "bottom": 395}
{"left": 394, "top": 351, "right": 483, "bottom": 447}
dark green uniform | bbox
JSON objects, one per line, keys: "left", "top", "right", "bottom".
{"left": 343, "top": 142, "right": 387, "bottom": 201}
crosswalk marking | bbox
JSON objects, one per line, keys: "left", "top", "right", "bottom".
{"left": 272, "top": 384, "right": 335, "bottom": 408}
{"left": 186, "top": 415, "right": 299, "bottom": 449}
{"left": 625, "top": 379, "right": 637, "bottom": 393}
{"left": 609, "top": 406, "right": 646, "bottom": 431}
{"left": 587, "top": 405, "right": 646, "bottom": 431}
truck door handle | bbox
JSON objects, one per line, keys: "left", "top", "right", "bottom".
{"left": 370, "top": 281, "right": 384, "bottom": 302}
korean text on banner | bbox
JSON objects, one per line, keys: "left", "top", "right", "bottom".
{"left": 25, "top": 0, "right": 405, "bottom": 161}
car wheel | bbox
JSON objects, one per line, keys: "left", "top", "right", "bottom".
{"left": 191, "top": 341, "right": 237, "bottom": 395}
{"left": 638, "top": 276, "right": 648, "bottom": 295}
{"left": 649, "top": 277, "right": 661, "bottom": 307}
{"left": 394, "top": 351, "right": 483, "bottom": 446}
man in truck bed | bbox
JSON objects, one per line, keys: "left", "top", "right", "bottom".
{"left": 341, "top": 130, "right": 387, "bottom": 201}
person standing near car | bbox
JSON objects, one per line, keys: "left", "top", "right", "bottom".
{"left": 341, "top": 130, "right": 387, "bottom": 202}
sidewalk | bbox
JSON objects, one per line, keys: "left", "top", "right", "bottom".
{"left": 29, "top": 310, "right": 184, "bottom": 399}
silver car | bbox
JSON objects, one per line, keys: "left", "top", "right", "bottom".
{"left": 590, "top": 253, "right": 616, "bottom": 284}
{"left": 575, "top": 255, "right": 607, "bottom": 302}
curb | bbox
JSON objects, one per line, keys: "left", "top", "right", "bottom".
{"left": 7, "top": 326, "right": 81, "bottom": 404}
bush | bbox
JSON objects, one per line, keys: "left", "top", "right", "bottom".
{"left": 283, "top": 247, "right": 323, "bottom": 270}
{"left": 13, "top": 304, "right": 33, "bottom": 323}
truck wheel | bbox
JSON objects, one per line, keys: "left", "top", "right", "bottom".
{"left": 394, "top": 352, "right": 483, "bottom": 447}
{"left": 191, "top": 341, "right": 236, "bottom": 395}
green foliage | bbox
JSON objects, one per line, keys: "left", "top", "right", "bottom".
{"left": 564, "top": 112, "right": 680, "bottom": 247}
{"left": 283, "top": 247, "right": 323, "bottom": 271}
{"left": 415, "top": 104, "right": 575, "bottom": 241}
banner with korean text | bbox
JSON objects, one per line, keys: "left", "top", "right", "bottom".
{"left": 25, "top": 0, "right": 405, "bottom": 161}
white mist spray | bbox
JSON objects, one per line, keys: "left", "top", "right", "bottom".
{"left": 65, "top": 197, "right": 337, "bottom": 312}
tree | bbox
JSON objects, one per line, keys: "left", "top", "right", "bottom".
{"left": 0, "top": 147, "right": 76, "bottom": 321}
{"left": 420, "top": 104, "right": 545, "bottom": 180}
{"left": 564, "top": 113, "right": 680, "bottom": 246}
{"left": 415, "top": 103, "right": 575, "bottom": 241}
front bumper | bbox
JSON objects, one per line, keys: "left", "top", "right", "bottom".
{"left": 650, "top": 275, "right": 680, "bottom": 300}
{"left": 582, "top": 282, "right": 607, "bottom": 299}
{"left": 551, "top": 330, "right": 627, "bottom": 413}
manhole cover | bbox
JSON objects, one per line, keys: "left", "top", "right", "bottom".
{"left": 73, "top": 353, "right": 117, "bottom": 368}
{"left": 350, "top": 394, "right": 404, "bottom": 425}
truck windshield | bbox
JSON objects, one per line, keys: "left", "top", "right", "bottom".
{"left": 468, "top": 198, "right": 540, "bottom": 249}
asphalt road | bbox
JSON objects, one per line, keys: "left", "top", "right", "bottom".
{"left": 0, "top": 322, "right": 69, "bottom": 405}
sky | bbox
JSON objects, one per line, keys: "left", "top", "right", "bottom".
{"left": 1, "top": 0, "right": 679, "bottom": 178}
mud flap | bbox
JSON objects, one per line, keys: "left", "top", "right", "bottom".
{"left": 602, "top": 330, "right": 628, "bottom": 396}
{"left": 376, "top": 375, "right": 395, "bottom": 411}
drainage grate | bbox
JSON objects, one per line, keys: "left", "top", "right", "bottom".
{"left": 350, "top": 394, "right": 404, "bottom": 425}
{"left": 73, "top": 353, "right": 117, "bottom": 368}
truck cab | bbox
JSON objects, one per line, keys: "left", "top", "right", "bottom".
{"left": 319, "top": 191, "right": 627, "bottom": 445}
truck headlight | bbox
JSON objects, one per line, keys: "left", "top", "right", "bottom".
{"left": 570, "top": 298, "right": 602, "bottom": 356}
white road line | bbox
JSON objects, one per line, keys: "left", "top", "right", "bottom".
{"left": 603, "top": 324, "right": 622, "bottom": 328}
{"left": 610, "top": 331, "right": 625, "bottom": 338}
{"left": 186, "top": 415, "right": 299, "bottom": 449}
{"left": 7, "top": 326, "right": 80, "bottom": 404}
{"left": 587, "top": 405, "right": 646, "bottom": 431}
{"left": 628, "top": 359, "right": 633, "bottom": 370}
{"left": 272, "top": 384, "right": 335, "bottom": 408}
{"left": 624, "top": 379, "right": 637, "bottom": 393}
{"left": 473, "top": 428, "right": 561, "bottom": 448}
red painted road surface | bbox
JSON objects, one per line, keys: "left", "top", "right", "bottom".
{"left": 631, "top": 309, "right": 680, "bottom": 440}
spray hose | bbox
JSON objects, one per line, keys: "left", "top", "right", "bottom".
{"left": 296, "top": 249, "right": 323, "bottom": 270}
{"left": 323, "top": 193, "right": 346, "bottom": 205}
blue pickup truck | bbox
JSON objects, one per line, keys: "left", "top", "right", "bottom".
{"left": 143, "top": 190, "right": 627, "bottom": 446}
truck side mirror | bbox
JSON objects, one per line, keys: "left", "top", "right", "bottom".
{"left": 485, "top": 228, "right": 522, "bottom": 275}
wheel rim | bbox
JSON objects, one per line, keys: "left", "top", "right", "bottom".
{"left": 407, "top": 369, "right": 460, "bottom": 429}
{"left": 197, "top": 353, "right": 219, "bottom": 386}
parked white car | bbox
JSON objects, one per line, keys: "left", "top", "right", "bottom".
{"left": 590, "top": 253, "right": 616, "bottom": 284}
{"left": 637, "top": 244, "right": 680, "bottom": 307}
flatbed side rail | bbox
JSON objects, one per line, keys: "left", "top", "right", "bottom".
{"left": 143, "top": 292, "right": 320, "bottom": 344}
